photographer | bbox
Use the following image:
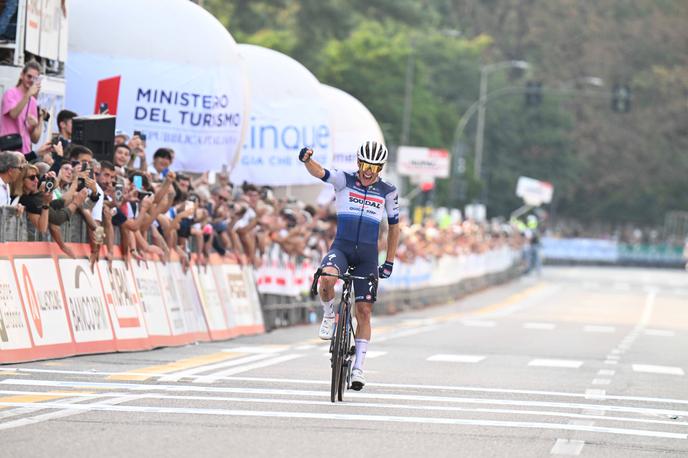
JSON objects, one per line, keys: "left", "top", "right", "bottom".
{"left": 0, "top": 61, "right": 44, "bottom": 156}
{"left": 10, "top": 164, "right": 53, "bottom": 233}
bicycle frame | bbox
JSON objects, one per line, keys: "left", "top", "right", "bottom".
{"left": 310, "top": 267, "right": 378, "bottom": 403}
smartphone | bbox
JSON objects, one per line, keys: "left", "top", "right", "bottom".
{"left": 133, "top": 175, "right": 143, "bottom": 190}
{"left": 161, "top": 167, "right": 169, "bottom": 178}
{"left": 50, "top": 133, "right": 60, "bottom": 145}
{"left": 99, "top": 102, "right": 108, "bottom": 114}
{"left": 114, "top": 181, "right": 124, "bottom": 202}
{"left": 140, "top": 133, "right": 147, "bottom": 142}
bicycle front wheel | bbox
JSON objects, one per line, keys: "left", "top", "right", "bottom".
{"left": 330, "top": 302, "right": 346, "bottom": 403}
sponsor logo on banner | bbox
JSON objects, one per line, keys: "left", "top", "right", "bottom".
{"left": 98, "top": 260, "right": 147, "bottom": 340}
{"left": 132, "top": 261, "right": 172, "bottom": 337}
{"left": 225, "top": 264, "right": 254, "bottom": 326}
{"left": 59, "top": 259, "right": 112, "bottom": 343}
{"left": 13, "top": 258, "right": 72, "bottom": 345}
{"left": 22, "top": 265, "right": 44, "bottom": 337}
{"left": 0, "top": 261, "right": 32, "bottom": 349}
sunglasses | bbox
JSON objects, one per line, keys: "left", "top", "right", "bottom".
{"left": 25, "top": 175, "right": 38, "bottom": 181}
{"left": 358, "top": 161, "right": 383, "bottom": 174}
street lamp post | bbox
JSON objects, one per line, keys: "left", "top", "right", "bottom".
{"left": 473, "top": 60, "right": 530, "bottom": 182}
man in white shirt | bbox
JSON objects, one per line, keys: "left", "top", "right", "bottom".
{"left": 0, "top": 150, "right": 23, "bottom": 205}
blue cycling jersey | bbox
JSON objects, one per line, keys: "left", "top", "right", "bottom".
{"left": 321, "top": 169, "right": 399, "bottom": 246}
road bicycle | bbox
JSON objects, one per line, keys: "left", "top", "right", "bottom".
{"left": 311, "top": 267, "right": 378, "bottom": 403}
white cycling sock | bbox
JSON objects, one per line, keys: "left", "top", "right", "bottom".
{"left": 353, "top": 339, "right": 368, "bottom": 371}
{"left": 321, "top": 298, "right": 335, "bottom": 317}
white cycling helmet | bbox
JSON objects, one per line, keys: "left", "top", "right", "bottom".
{"left": 357, "top": 141, "right": 388, "bottom": 165}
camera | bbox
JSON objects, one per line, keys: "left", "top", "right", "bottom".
{"left": 138, "top": 190, "right": 152, "bottom": 199}
{"left": 114, "top": 180, "right": 124, "bottom": 202}
{"left": 188, "top": 194, "right": 198, "bottom": 203}
{"left": 44, "top": 177, "right": 55, "bottom": 192}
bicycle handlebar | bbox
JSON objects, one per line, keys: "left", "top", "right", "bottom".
{"left": 309, "top": 267, "right": 379, "bottom": 299}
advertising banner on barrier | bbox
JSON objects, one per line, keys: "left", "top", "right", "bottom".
{"left": 58, "top": 259, "right": 115, "bottom": 350}
{"left": 13, "top": 257, "right": 74, "bottom": 349}
{"left": 171, "top": 263, "right": 211, "bottom": 340}
{"left": 0, "top": 243, "right": 268, "bottom": 364}
{"left": 131, "top": 260, "right": 174, "bottom": 345}
{"left": 97, "top": 260, "right": 150, "bottom": 349}
{"left": 0, "top": 260, "right": 33, "bottom": 357}
{"left": 230, "top": 45, "right": 332, "bottom": 186}
{"left": 193, "top": 261, "right": 232, "bottom": 339}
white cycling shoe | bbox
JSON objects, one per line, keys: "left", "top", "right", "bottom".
{"left": 318, "top": 315, "right": 335, "bottom": 340}
{"left": 350, "top": 368, "right": 366, "bottom": 391}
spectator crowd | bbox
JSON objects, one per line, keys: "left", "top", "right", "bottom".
{"left": 0, "top": 61, "right": 526, "bottom": 275}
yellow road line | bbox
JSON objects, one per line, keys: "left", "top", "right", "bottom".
{"left": 106, "top": 351, "right": 246, "bottom": 381}
{"left": 0, "top": 390, "right": 92, "bottom": 410}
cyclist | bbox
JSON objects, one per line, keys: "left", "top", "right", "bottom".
{"left": 299, "top": 141, "right": 400, "bottom": 390}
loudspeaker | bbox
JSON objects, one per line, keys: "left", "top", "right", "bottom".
{"left": 71, "top": 115, "right": 116, "bottom": 162}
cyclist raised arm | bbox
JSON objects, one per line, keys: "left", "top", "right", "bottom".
{"left": 299, "top": 141, "right": 400, "bottom": 391}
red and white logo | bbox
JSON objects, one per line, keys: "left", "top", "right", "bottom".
{"left": 22, "top": 265, "right": 43, "bottom": 338}
{"left": 348, "top": 192, "right": 383, "bottom": 209}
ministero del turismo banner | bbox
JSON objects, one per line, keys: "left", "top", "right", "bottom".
{"left": 0, "top": 243, "right": 264, "bottom": 364}
{"left": 66, "top": 54, "right": 246, "bottom": 172}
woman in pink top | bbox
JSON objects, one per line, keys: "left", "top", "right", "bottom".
{"left": 0, "top": 60, "right": 44, "bottom": 155}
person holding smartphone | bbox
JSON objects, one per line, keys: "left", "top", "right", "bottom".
{"left": 0, "top": 61, "right": 44, "bottom": 155}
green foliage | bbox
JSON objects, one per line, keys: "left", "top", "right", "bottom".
{"left": 203, "top": 0, "right": 688, "bottom": 227}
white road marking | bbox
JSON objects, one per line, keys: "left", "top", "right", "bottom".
{"left": 427, "top": 354, "right": 485, "bottom": 363}
{"left": 524, "top": 322, "right": 556, "bottom": 330}
{"left": 583, "top": 325, "right": 616, "bottom": 333}
{"left": 607, "top": 354, "right": 620, "bottom": 360}
{"left": 585, "top": 389, "right": 606, "bottom": 400}
{"left": 550, "top": 439, "right": 585, "bottom": 455}
{"left": 193, "top": 354, "right": 304, "bottom": 383}
{"left": 222, "top": 345, "right": 290, "bottom": 354}
{"left": 644, "top": 329, "right": 675, "bottom": 337}
{"left": 529, "top": 359, "right": 583, "bottom": 369}
{"left": 613, "top": 283, "right": 631, "bottom": 291}
{"left": 376, "top": 325, "right": 441, "bottom": 342}
{"left": 611, "top": 349, "right": 622, "bottom": 355}
{"left": 5, "top": 391, "right": 685, "bottom": 429}
{"left": 0, "top": 397, "right": 685, "bottom": 439}
{"left": 365, "top": 351, "right": 387, "bottom": 359}
{"left": 592, "top": 379, "right": 611, "bottom": 386}
{"left": 632, "top": 365, "right": 685, "bottom": 376}
{"left": 461, "top": 320, "right": 496, "bottom": 327}
{"left": 0, "top": 394, "right": 142, "bottom": 431}
{"left": 5, "top": 372, "right": 688, "bottom": 406}
{"left": 158, "top": 353, "right": 275, "bottom": 382}
{"left": 6, "top": 380, "right": 688, "bottom": 417}
{"left": 294, "top": 344, "right": 316, "bottom": 350}
{"left": 597, "top": 370, "right": 615, "bottom": 377}
{"left": 604, "top": 360, "right": 618, "bottom": 365}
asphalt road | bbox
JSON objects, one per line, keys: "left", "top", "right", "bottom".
{"left": 1, "top": 266, "right": 687, "bottom": 457}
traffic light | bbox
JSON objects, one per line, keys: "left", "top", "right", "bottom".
{"left": 525, "top": 81, "right": 543, "bottom": 107}
{"left": 611, "top": 84, "right": 632, "bottom": 112}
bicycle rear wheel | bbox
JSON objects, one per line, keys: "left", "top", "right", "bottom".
{"left": 330, "top": 301, "right": 346, "bottom": 403}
